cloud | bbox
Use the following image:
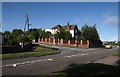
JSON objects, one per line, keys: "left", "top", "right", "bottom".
{"left": 101, "top": 13, "right": 118, "bottom": 26}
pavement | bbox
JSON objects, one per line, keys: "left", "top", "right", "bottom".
{"left": 2, "top": 44, "right": 119, "bottom": 75}
{"left": 93, "top": 55, "right": 119, "bottom": 65}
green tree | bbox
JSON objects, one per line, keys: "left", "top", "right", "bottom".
{"left": 77, "top": 29, "right": 82, "bottom": 40}
{"left": 4, "top": 31, "right": 11, "bottom": 39}
{"left": 54, "top": 28, "right": 72, "bottom": 40}
{"left": 12, "top": 29, "right": 23, "bottom": 42}
{"left": 45, "top": 31, "right": 52, "bottom": 38}
{"left": 38, "top": 28, "right": 43, "bottom": 39}
{"left": 17, "top": 35, "right": 30, "bottom": 43}
{"left": 81, "top": 24, "right": 102, "bottom": 47}
{"left": 3, "top": 31, "right": 18, "bottom": 45}
{"left": 81, "top": 24, "right": 100, "bottom": 40}
{"left": 25, "top": 29, "right": 39, "bottom": 41}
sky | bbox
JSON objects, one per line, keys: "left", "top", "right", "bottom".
{"left": 2, "top": 2, "right": 118, "bottom": 41}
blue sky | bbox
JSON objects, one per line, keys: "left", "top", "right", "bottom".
{"left": 2, "top": 2, "right": 118, "bottom": 41}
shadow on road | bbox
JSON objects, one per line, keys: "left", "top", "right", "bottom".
{"left": 49, "top": 63, "right": 120, "bottom": 77}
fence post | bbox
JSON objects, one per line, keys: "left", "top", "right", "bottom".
{"left": 87, "top": 40, "right": 89, "bottom": 48}
{"left": 41, "top": 38, "right": 43, "bottom": 43}
{"left": 48, "top": 38, "right": 50, "bottom": 43}
{"left": 53, "top": 38, "right": 56, "bottom": 45}
{"left": 75, "top": 40, "right": 78, "bottom": 47}
{"left": 68, "top": 40, "right": 70, "bottom": 44}
{"left": 38, "top": 38, "right": 40, "bottom": 43}
{"left": 58, "top": 38, "right": 59, "bottom": 44}
{"left": 81, "top": 40, "right": 83, "bottom": 45}
{"left": 60, "top": 39, "right": 63, "bottom": 44}
{"left": 45, "top": 38, "right": 47, "bottom": 43}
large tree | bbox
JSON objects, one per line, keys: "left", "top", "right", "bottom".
{"left": 11, "top": 29, "right": 23, "bottom": 42}
{"left": 81, "top": 24, "right": 100, "bottom": 41}
{"left": 25, "top": 29, "right": 39, "bottom": 41}
{"left": 3, "top": 31, "right": 17, "bottom": 45}
{"left": 54, "top": 28, "right": 72, "bottom": 40}
{"left": 81, "top": 24, "right": 102, "bottom": 47}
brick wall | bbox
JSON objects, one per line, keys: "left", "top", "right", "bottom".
{"left": 34, "top": 38, "right": 90, "bottom": 48}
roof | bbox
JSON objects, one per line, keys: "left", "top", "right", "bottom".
{"left": 52, "top": 24, "right": 78, "bottom": 30}
{"left": 52, "top": 25, "right": 62, "bottom": 29}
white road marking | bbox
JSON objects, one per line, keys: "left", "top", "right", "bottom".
{"left": 64, "top": 53, "right": 88, "bottom": 58}
{"left": 46, "top": 59, "right": 54, "bottom": 61}
{"left": 2, "top": 58, "right": 53, "bottom": 68}
{"left": 60, "top": 51, "right": 64, "bottom": 54}
{"left": 81, "top": 54, "right": 85, "bottom": 55}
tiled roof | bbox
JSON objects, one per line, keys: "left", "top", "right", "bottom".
{"left": 52, "top": 25, "right": 62, "bottom": 29}
{"left": 52, "top": 24, "right": 77, "bottom": 30}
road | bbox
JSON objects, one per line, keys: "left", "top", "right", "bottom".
{"left": 2, "top": 44, "right": 119, "bottom": 75}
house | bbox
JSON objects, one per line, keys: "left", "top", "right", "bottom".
{"left": 45, "top": 22, "right": 78, "bottom": 38}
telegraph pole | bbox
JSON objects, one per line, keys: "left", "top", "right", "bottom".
{"left": 24, "top": 14, "right": 31, "bottom": 32}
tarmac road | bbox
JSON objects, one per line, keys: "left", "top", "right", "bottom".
{"left": 2, "top": 44, "right": 119, "bottom": 75}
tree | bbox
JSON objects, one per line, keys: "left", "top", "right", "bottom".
{"left": 25, "top": 29, "right": 39, "bottom": 41}
{"left": 81, "top": 24, "right": 102, "bottom": 47}
{"left": 38, "top": 28, "right": 43, "bottom": 39}
{"left": 4, "top": 31, "right": 11, "bottom": 39}
{"left": 3, "top": 31, "right": 18, "bottom": 45}
{"left": 81, "top": 24, "right": 100, "bottom": 41}
{"left": 17, "top": 35, "right": 30, "bottom": 43}
{"left": 77, "top": 29, "right": 82, "bottom": 40}
{"left": 54, "top": 28, "right": 72, "bottom": 40}
{"left": 45, "top": 31, "right": 52, "bottom": 38}
{"left": 12, "top": 29, "right": 23, "bottom": 42}
{"left": 38, "top": 28, "right": 52, "bottom": 39}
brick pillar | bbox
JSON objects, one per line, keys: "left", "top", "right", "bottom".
{"left": 38, "top": 38, "right": 40, "bottom": 43}
{"left": 60, "top": 39, "right": 63, "bottom": 44}
{"left": 32, "top": 39, "right": 35, "bottom": 43}
{"left": 81, "top": 40, "right": 83, "bottom": 45}
{"left": 45, "top": 38, "right": 47, "bottom": 43}
{"left": 68, "top": 40, "right": 70, "bottom": 44}
{"left": 41, "top": 38, "right": 43, "bottom": 43}
{"left": 58, "top": 39, "right": 59, "bottom": 44}
{"left": 75, "top": 40, "right": 78, "bottom": 47}
{"left": 53, "top": 38, "right": 56, "bottom": 45}
{"left": 87, "top": 40, "right": 89, "bottom": 48}
{"left": 49, "top": 38, "right": 51, "bottom": 43}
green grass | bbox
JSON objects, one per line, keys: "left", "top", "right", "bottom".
{"left": 1, "top": 46, "right": 61, "bottom": 59}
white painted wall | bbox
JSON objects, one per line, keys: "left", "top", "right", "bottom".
{"left": 45, "top": 29, "right": 76, "bottom": 37}
{"left": 45, "top": 29, "right": 58, "bottom": 34}
{"left": 70, "top": 30, "right": 74, "bottom": 37}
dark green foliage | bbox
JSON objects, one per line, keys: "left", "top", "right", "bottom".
{"left": 38, "top": 28, "right": 52, "bottom": 39}
{"left": 12, "top": 29, "right": 23, "bottom": 39}
{"left": 54, "top": 28, "right": 72, "bottom": 40}
{"left": 81, "top": 24, "right": 100, "bottom": 41}
{"left": 17, "top": 35, "right": 30, "bottom": 43}
{"left": 3, "top": 30, "right": 18, "bottom": 45}
{"left": 25, "top": 28, "right": 39, "bottom": 40}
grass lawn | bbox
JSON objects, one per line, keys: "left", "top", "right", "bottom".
{"left": 1, "top": 45, "right": 61, "bottom": 59}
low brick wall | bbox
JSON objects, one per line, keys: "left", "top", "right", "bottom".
{"left": 34, "top": 38, "right": 90, "bottom": 48}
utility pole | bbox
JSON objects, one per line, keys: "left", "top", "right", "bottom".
{"left": 24, "top": 14, "right": 31, "bottom": 32}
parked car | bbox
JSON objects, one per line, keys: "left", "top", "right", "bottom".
{"left": 105, "top": 44, "right": 112, "bottom": 49}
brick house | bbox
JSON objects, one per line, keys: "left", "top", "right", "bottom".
{"left": 45, "top": 22, "right": 78, "bottom": 38}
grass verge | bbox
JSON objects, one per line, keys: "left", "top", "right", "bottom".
{"left": 1, "top": 45, "right": 61, "bottom": 60}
